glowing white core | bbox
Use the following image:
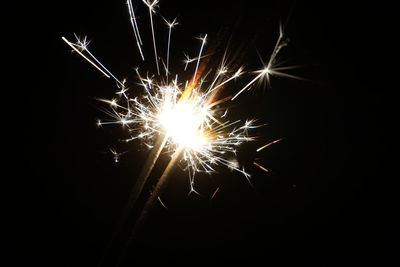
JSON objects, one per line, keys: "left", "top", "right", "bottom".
{"left": 158, "top": 97, "right": 208, "bottom": 150}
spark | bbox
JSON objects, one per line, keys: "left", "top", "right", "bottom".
{"left": 143, "top": 0, "right": 161, "bottom": 75}
{"left": 157, "top": 196, "right": 168, "bottom": 209}
{"left": 210, "top": 187, "right": 220, "bottom": 200}
{"left": 62, "top": 35, "right": 125, "bottom": 88}
{"left": 232, "top": 67, "right": 270, "bottom": 100}
{"left": 256, "top": 138, "right": 284, "bottom": 152}
{"left": 193, "top": 34, "right": 207, "bottom": 82}
{"left": 163, "top": 17, "right": 178, "bottom": 81}
{"left": 183, "top": 53, "right": 208, "bottom": 71}
{"left": 109, "top": 148, "right": 127, "bottom": 163}
{"left": 183, "top": 54, "right": 193, "bottom": 71}
{"left": 62, "top": 36, "right": 110, "bottom": 78}
{"left": 127, "top": 0, "right": 145, "bottom": 60}
{"left": 208, "top": 66, "right": 244, "bottom": 95}
{"left": 232, "top": 23, "right": 299, "bottom": 100}
{"left": 252, "top": 138, "right": 284, "bottom": 174}
{"left": 188, "top": 171, "right": 201, "bottom": 197}
{"left": 253, "top": 161, "right": 269, "bottom": 173}
{"left": 74, "top": 35, "right": 126, "bottom": 88}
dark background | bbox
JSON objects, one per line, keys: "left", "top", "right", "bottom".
{"left": 3, "top": 0, "right": 397, "bottom": 266}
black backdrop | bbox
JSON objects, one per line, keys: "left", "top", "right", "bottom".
{"left": 3, "top": 0, "right": 397, "bottom": 266}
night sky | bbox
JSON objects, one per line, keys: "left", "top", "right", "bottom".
{"left": 3, "top": 0, "right": 397, "bottom": 266}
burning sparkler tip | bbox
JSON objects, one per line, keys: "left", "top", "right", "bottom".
{"left": 63, "top": 0, "right": 298, "bottom": 203}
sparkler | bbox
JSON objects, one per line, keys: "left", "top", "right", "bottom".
{"left": 62, "top": 0, "right": 299, "bottom": 264}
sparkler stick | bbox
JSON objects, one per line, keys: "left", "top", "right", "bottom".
{"left": 98, "top": 135, "right": 168, "bottom": 267}
{"left": 130, "top": 147, "right": 184, "bottom": 239}
{"left": 127, "top": 135, "right": 168, "bottom": 210}
{"left": 114, "top": 148, "right": 184, "bottom": 266}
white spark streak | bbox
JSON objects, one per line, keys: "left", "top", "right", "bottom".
{"left": 256, "top": 138, "right": 284, "bottom": 152}
{"left": 232, "top": 23, "right": 299, "bottom": 100}
{"left": 232, "top": 68, "right": 269, "bottom": 100}
{"left": 62, "top": 35, "right": 125, "bottom": 88}
{"left": 62, "top": 36, "right": 110, "bottom": 78}
{"left": 143, "top": 0, "right": 160, "bottom": 75}
{"left": 193, "top": 34, "right": 207, "bottom": 81}
{"left": 127, "top": 0, "right": 145, "bottom": 60}
{"left": 164, "top": 17, "right": 178, "bottom": 81}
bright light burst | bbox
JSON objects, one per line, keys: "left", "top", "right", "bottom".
{"left": 96, "top": 68, "right": 256, "bottom": 179}
{"left": 62, "top": 0, "right": 298, "bottom": 191}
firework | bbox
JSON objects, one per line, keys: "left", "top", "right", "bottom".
{"left": 63, "top": 0, "right": 298, "bottom": 264}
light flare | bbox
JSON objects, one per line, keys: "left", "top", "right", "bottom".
{"left": 61, "top": 0, "right": 301, "bottom": 216}
{"left": 62, "top": 1, "right": 300, "bottom": 263}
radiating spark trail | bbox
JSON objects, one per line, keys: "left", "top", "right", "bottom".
{"left": 188, "top": 172, "right": 201, "bottom": 196}
{"left": 266, "top": 23, "right": 286, "bottom": 72}
{"left": 210, "top": 186, "right": 220, "bottom": 200}
{"left": 231, "top": 68, "right": 269, "bottom": 100}
{"left": 69, "top": 33, "right": 126, "bottom": 87}
{"left": 231, "top": 23, "right": 302, "bottom": 100}
{"left": 252, "top": 138, "right": 284, "bottom": 174}
{"left": 183, "top": 54, "right": 192, "bottom": 71}
{"left": 207, "top": 67, "right": 227, "bottom": 93}
{"left": 62, "top": 36, "right": 126, "bottom": 88}
{"left": 143, "top": 0, "right": 160, "bottom": 75}
{"left": 84, "top": 48, "right": 125, "bottom": 88}
{"left": 256, "top": 138, "right": 284, "bottom": 152}
{"left": 128, "top": 0, "right": 143, "bottom": 45}
{"left": 62, "top": 36, "right": 110, "bottom": 78}
{"left": 207, "top": 67, "right": 244, "bottom": 95}
{"left": 127, "top": 0, "right": 145, "bottom": 60}
{"left": 253, "top": 161, "right": 269, "bottom": 173}
{"left": 158, "top": 197, "right": 168, "bottom": 209}
{"left": 193, "top": 34, "right": 207, "bottom": 82}
{"left": 164, "top": 17, "right": 178, "bottom": 81}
